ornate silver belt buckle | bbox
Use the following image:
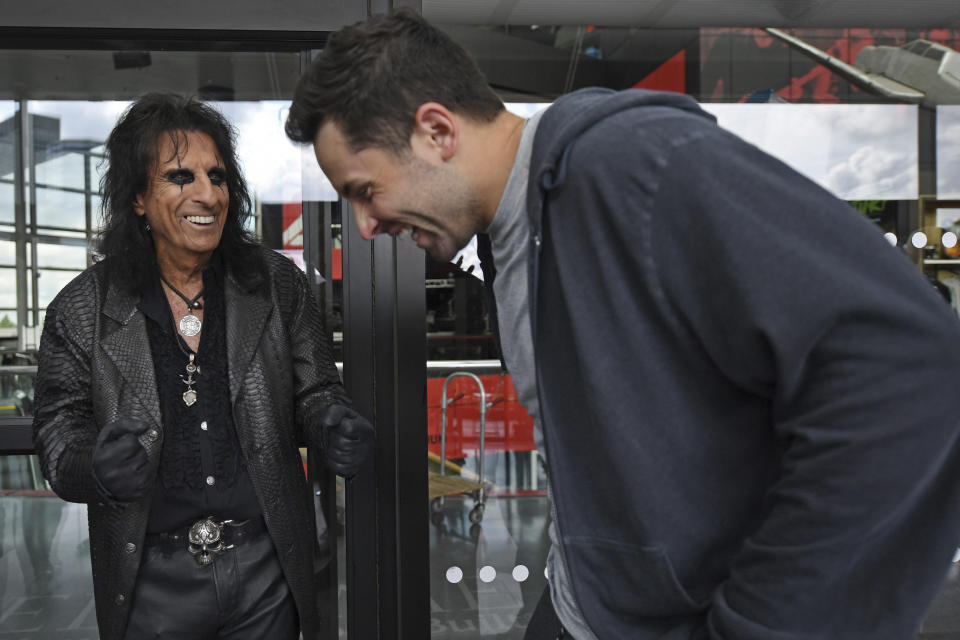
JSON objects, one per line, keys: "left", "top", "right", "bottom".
{"left": 187, "top": 517, "right": 234, "bottom": 566}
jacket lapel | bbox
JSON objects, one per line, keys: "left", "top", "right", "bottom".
{"left": 100, "top": 283, "right": 162, "bottom": 430}
{"left": 225, "top": 272, "right": 272, "bottom": 403}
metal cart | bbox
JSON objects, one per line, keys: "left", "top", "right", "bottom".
{"left": 428, "top": 372, "right": 492, "bottom": 524}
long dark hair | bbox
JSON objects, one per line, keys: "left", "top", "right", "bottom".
{"left": 97, "top": 93, "right": 262, "bottom": 292}
{"left": 285, "top": 7, "right": 504, "bottom": 151}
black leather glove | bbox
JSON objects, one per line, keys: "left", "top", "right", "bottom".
{"left": 92, "top": 418, "right": 153, "bottom": 502}
{"left": 317, "top": 404, "right": 374, "bottom": 478}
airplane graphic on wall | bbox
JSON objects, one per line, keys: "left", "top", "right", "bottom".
{"left": 765, "top": 27, "right": 960, "bottom": 108}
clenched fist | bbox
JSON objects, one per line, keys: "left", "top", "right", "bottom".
{"left": 316, "top": 405, "right": 374, "bottom": 478}
{"left": 92, "top": 418, "right": 154, "bottom": 502}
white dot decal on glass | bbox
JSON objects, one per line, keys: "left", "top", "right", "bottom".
{"left": 478, "top": 566, "right": 497, "bottom": 583}
{"left": 512, "top": 565, "right": 530, "bottom": 582}
{"left": 446, "top": 566, "right": 463, "bottom": 584}
{"left": 544, "top": 566, "right": 550, "bottom": 580}
{"left": 912, "top": 231, "right": 928, "bottom": 249}
{"left": 883, "top": 232, "right": 897, "bottom": 246}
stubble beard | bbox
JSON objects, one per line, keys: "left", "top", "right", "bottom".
{"left": 411, "top": 158, "right": 487, "bottom": 264}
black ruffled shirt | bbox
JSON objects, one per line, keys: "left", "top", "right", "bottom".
{"left": 141, "top": 255, "right": 262, "bottom": 533}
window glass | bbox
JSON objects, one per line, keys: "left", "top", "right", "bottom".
{"left": 704, "top": 103, "right": 919, "bottom": 200}
{"left": 0, "top": 486, "right": 96, "bottom": 636}
{"left": 0, "top": 267, "right": 15, "bottom": 328}
{"left": 36, "top": 242, "right": 87, "bottom": 270}
{"left": 0, "top": 102, "right": 18, "bottom": 226}
{"left": 427, "top": 103, "right": 549, "bottom": 639}
{"left": 0, "top": 238, "right": 13, "bottom": 264}
{"left": 938, "top": 106, "right": 960, "bottom": 198}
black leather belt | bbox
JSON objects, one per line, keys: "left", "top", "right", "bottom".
{"left": 145, "top": 516, "right": 267, "bottom": 565}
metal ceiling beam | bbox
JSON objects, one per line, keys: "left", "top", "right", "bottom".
{"left": 423, "top": 0, "right": 960, "bottom": 28}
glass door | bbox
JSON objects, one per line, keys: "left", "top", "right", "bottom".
{"left": 424, "top": 103, "right": 550, "bottom": 639}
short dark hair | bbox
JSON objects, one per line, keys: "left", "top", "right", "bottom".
{"left": 97, "top": 93, "right": 261, "bottom": 292}
{"left": 285, "top": 8, "right": 504, "bottom": 152}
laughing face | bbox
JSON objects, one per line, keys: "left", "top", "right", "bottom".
{"left": 135, "top": 130, "right": 229, "bottom": 269}
{"left": 313, "top": 120, "right": 487, "bottom": 263}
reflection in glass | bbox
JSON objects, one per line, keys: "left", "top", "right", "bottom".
{"left": 0, "top": 101, "right": 18, "bottom": 226}
{"left": 427, "top": 102, "right": 552, "bottom": 639}
{"left": 0, "top": 367, "right": 34, "bottom": 416}
{"left": 704, "top": 103, "right": 919, "bottom": 200}
{"left": 938, "top": 106, "right": 960, "bottom": 198}
{"left": 0, "top": 493, "right": 96, "bottom": 638}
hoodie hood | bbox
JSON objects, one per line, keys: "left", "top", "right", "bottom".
{"left": 527, "top": 88, "right": 714, "bottom": 232}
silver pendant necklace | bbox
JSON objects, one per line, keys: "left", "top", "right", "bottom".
{"left": 159, "top": 273, "right": 204, "bottom": 337}
{"left": 180, "top": 352, "right": 199, "bottom": 407}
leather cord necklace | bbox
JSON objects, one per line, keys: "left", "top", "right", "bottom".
{"left": 159, "top": 273, "right": 204, "bottom": 338}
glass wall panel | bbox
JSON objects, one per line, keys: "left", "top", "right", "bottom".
{"left": 0, "top": 101, "right": 17, "bottom": 225}
{"left": 939, "top": 106, "right": 960, "bottom": 198}
{"left": 35, "top": 243, "right": 86, "bottom": 270}
{"left": 0, "top": 491, "right": 95, "bottom": 639}
{"left": 704, "top": 103, "right": 919, "bottom": 200}
{"left": 0, "top": 183, "right": 13, "bottom": 225}
{"left": 0, "top": 239, "right": 13, "bottom": 269}
{"left": 427, "top": 102, "right": 550, "bottom": 639}
{"left": 0, "top": 267, "right": 14, "bottom": 332}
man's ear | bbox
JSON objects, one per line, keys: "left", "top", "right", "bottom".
{"left": 412, "top": 102, "right": 458, "bottom": 161}
{"left": 133, "top": 195, "right": 145, "bottom": 217}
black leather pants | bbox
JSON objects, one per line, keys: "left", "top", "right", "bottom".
{"left": 122, "top": 526, "right": 299, "bottom": 640}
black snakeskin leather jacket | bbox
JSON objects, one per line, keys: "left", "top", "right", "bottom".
{"left": 32, "top": 247, "right": 349, "bottom": 640}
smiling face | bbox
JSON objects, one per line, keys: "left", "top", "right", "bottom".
{"left": 313, "top": 120, "right": 487, "bottom": 263}
{"left": 135, "top": 130, "right": 229, "bottom": 271}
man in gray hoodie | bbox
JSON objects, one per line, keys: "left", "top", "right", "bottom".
{"left": 286, "top": 8, "right": 960, "bottom": 639}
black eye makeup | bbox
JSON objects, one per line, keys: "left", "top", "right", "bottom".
{"left": 164, "top": 169, "right": 195, "bottom": 188}
{"left": 161, "top": 167, "right": 227, "bottom": 190}
{"left": 208, "top": 168, "right": 227, "bottom": 188}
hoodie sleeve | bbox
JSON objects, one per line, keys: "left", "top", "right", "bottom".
{"left": 650, "top": 124, "right": 960, "bottom": 638}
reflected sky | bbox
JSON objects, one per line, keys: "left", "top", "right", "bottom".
{"left": 703, "top": 103, "right": 919, "bottom": 201}
{"left": 28, "top": 100, "right": 339, "bottom": 206}
{"left": 0, "top": 100, "right": 16, "bottom": 122}
{"left": 18, "top": 100, "right": 932, "bottom": 208}
{"left": 511, "top": 102, "right": 921, "bottom": 202}
{"left": 939, "top": 106, "right": 960, "bottom": 198}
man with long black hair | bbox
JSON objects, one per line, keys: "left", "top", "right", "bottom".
{"left": 33, "top": 93, "right": 373, "bottom": 640}
{"left": 287, "top": 9, "right": 960, "bottom": 639}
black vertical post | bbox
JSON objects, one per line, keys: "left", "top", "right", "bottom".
{"left": 337, "top": 1, "right": 428, "bottom": 637}
{"left": 918, "top": 106, "right": 937, "bottom": 197}
{"left": 14, "top": 102, "right": 28, "bottom": 351}
{"left": 302, "top": 192, "right": 341, "bottom": 638}
{"left": 341, "top": 199, "right": 379, "bottom": 640}
{"left": 84, "top": 152, "right": 93, "bottom": 267}
{"left": 685, "top": 30, "right": 701, "bottom": 100}
{"left": 915, "top": 106, "right": 937, "bottom": 235}
{"left": 372, "top": 236, "right": 400, "bottom": 636}
{"left": 342, "top": 217, "right": 429, "bottom": 640}
{"left": 394, "top": 235, "right": 428, "bottom": 636}
{"left": 337, "top": 9, "right": 379, "bottom": 640}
